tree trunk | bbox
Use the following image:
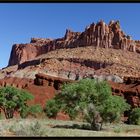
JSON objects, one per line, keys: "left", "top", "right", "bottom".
{"left": 91, "top": 111, "right": 102, "bottom": 131}
{"left": 4, "top": 109, "right": 14, "bottom": 119}
{"left": 3, "top": 108, "right": 9, "bottom": 119}
{"left": 100, "top": 121, "right": 103, "bottom": 130}
{"left": 91, "top": 121, "right": 101, "bottom": 131}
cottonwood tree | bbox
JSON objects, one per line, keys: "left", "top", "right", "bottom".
{"left": 0, "top": 86, "right": 36, "bottom": 119}
{"left": 45, "top": 78, "right": 130, "bottom": 131}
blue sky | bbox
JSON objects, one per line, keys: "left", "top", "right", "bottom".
{"left": 0, "top": 3, "right": 140, "bottom": 69}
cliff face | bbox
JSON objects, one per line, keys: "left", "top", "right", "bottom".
{"left": 8, "top": 20, "right": 140, "bottom": 66}
{"left": 8, "top": 41, "right": 50, "bottom": 66}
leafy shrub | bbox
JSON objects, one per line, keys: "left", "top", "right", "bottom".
{"left": 45, "top": 99, "right": 60, "bottom": 118}
{"left": 20, "top": 104, "right": 42, "bottom": 118}
{"left": 129, "top": 108, "right": 140, "bottom": 125}
{"left": 19, "top": 105, "right": 30, "bottom": 118}
{"left": 29, "top": 104, "right": 42, "bottom": 116}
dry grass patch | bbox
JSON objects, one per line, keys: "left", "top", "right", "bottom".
{"left": 0, "top": 118, "right": 140, "bottom": 136}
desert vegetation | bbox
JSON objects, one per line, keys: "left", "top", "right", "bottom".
{"left": 0, "top": 86, "right": 42, "bottom": 119}
{"left": 0, "top": 80, "right": 139, "bottom": 136}
{"left": 45, "top": 78, "right": 130, "bottom": 131}
{"left": 128, "top": 108, "right": 140, "bottom": 125}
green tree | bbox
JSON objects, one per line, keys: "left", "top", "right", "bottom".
{"left": 0, "top": 86, "right": 33, "bottom": 119}
{"left": 45, "top": 78, "right": 130, "bottom": 130}
{"left": 57, "top": 79, "right": 114, "bottom": 121}
{"left": 129, "top": 108, "right": 140, "bottom": 125}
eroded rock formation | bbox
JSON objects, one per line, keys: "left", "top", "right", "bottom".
{"left": 34, "top": 73, "right": 74, "bottom": 90}
{"left": 0, "top": 73, "right": 140, "bottom": 109}
{"left": 8, "top": 20, "right": 140, "bottom": 66}
{"left": 110, "top": 76, "right": 140, "bottom": 108}
{"left": 0, "top": 73, "right": 74, "bottom": 107}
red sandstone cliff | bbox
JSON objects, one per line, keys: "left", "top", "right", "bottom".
{"left": 8, "top": 20, "right": 140, "bottom": 66}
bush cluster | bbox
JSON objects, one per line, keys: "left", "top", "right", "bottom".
{"left": 129, "top": 108, "right": 140, "bottom": 125}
